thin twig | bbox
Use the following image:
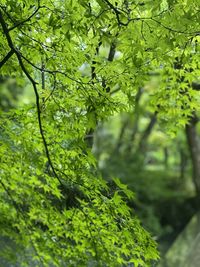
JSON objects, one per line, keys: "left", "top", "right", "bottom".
{"left": 19, "top": 53, "right": 85, "bottom": 85}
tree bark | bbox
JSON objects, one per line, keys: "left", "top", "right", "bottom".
{"left": 179, "top": 148, "right": 187, "bottom": 180}
{"left": 185, "top": 114, "right": 200, "bottom": 195}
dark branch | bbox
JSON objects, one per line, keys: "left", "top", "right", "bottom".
{"left": 19, "top": 53, "right": 85, "bottom": 85}
{"left": 16, "top": 56, "right": 63, "bottom": 186}
{"left": 0, "top": 49, "right": 14, "bottom": 68}
{"left": 108, "top": 42, "right": 116, "bottom": 62}
{"left": 0, "top": 11, "right": 16, "bottom": 49}
{"left": 192, "top": 82, "right": 200, "bottom": 91}
{"left": 0, "top": 10, "right": 63, "bottom": 186}
{"left": 150, "top": 18, "right": 196, "bottom": 35}
{"left": 8, "top": 5, "right": 41, "bottom": 31}
{"left": 102, "top": 42, "right": 116, "bottom": 92}
{"left": 91, "top": 41, "right": 102, "bottom": 80}
{"left": 102, "top": 0, "right": 128, "bottom": 26}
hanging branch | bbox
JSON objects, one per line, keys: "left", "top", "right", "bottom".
{"left": 0, "top": 10, "right": 63, "bottom": 186}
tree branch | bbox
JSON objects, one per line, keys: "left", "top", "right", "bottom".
{"left": 150, "top": 18, "right": 197, "bottom": 35}
{"left": 8, "top": 6, "right": 41, "bottom": 31}
{"left": 0, "top": 49, "right": 14, "bottom": 69}
{"left": 0, "top": 10, "right": 63, "bottom": 186}
{"left": 102, "top": 0, "right": 128, "bottom": 26}
{"left": 192, "top": 82, "right": 200, "bottom": 90}
{"left": 19, "top": 53, "right": 85, "bottom": 85}
{"left": 102, "top": 42, "right": 116, "bottom": 92}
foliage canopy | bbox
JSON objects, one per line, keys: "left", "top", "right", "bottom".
{"left": 0, "top": 0, "right": 200, "bottom": 266}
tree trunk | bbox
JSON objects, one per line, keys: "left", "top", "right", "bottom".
{"left": 137, "top": 112, "right": 157, "bottom": 154}
{"left": 114, "top": 116, "right": 129, "bottom": 153}
{"left": 185, "top": 114, "right": 200, "bottom": 195}
{"left": 123, "top": 88, "right": 143, "bottom": 156}
{"left": 179, "top": 148, "right": 187, "bottom": 180}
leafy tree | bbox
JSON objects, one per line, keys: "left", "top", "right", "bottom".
{"left": 0, "top": 0, "right": 200, "bottom": 266}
